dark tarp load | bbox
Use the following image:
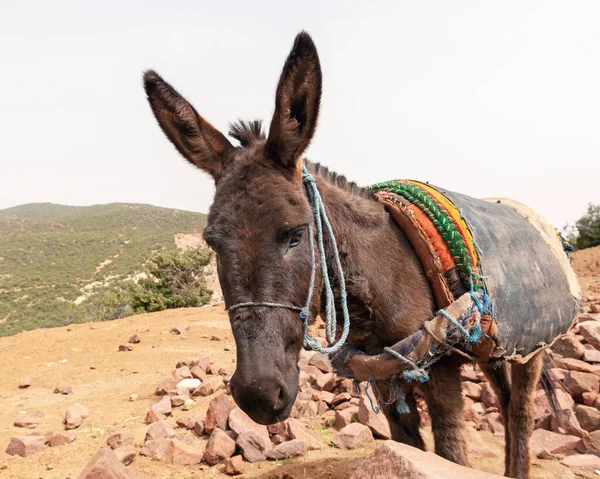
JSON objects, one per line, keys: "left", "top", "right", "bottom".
{"left": 332, "top": 180, "right": 581, "bottom": 383}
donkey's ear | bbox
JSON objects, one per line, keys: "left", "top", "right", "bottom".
{"left": 143, "top": 70, "right": 233, "bottom": 181}
{"left": 266, "top": 32, "right": 322, "bottom": 168}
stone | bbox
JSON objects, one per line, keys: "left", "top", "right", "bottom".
{"left": 173, "top": 365, "right": 192, "bottom": 381}
{"left": 579, "top": 321, "right": 600, "bottom": 349}
{"left": 107, "top": 430, "right": 134, "bottom": 450}
{"left": 54, "top": 379, "right": 72, "bottom": 394}
{"left": 49, "top": 431, "right": 76, "bottom": 447}
{"left": 578, "top": 429, "right": 600, "bottom": 455}
{"left": 27, "top": 429, "right": 54, "bottom": 442}
{"left": 171, "top": 323, "right": 189, "bottom": 334}
{"left": 582, "top": 391, "right": 599, "bottom": 407}
{"left": 210, "top": 335, "right": 222, "bottom": 341}
{"left": 331, "top": 392, "right": 352, "bottom": 406}
{"left": 193, "top": 418, "right": 205, "bottom": 436}
{"left": 228, "top": 407, "right": 271, "bottom": 445}
{"left": 14, "top": 410, "right": 44, "bottom": 428}
{"left": 64, "top": 402, "right": 89, "bottom": 429}
{"left": 151, "top": 396, "right": 172, "bottom": 416}
{"left": 224, "top": 455, "right": 245, "bottom": 475}
{"left": 358, "top": 396, "right": 392, "bottom": 439}
{"left": 190, "top": 365, "right": 207, "bottom": 381}
{"left": 592, "top": 304, "right": 600, "bottom": 314}
{"left": 335, "top": 406, "right": 359, "bottom": 429}
{"left": 462, "top": 381, "right": 482, "bottom": 401}
{"left": 575, "top": 404, "right": 600, "bottom": 432}
{"left": 141, "top": 438, "right": 203, "bottom": 465}
{"left": 203, "top": 429, "right": 236, "bottom": 466}
{"left": 309, "top": 352, "right": 331, "bottom": 373}
{"left": 156, "top": 378, "right": 179, "bottom": 395}
{"left": 176, "top": 378, "right": 201, "bottom": 391}
{"left": 236, "top": 430, "right": 272, "bottom": 462}
{"left": 316, "top": 372, "right": 335, "bottom": 390}
{"left": 170, "top": 395, "right": 186, "bottom": 407}
{"left": 584, "top": 348, "right": 600, "bottom": 363}
{"left": 291, "top": 399, "right": 318, "bottom": 419}
{"left": 5, "top": 436, "right": 47, "bottom": 456}
{"left": 118, "top": 344, "right": 133, "bottom": 351}
{"left": 552, "top": 334, "right": 586, "bottom": 359}
{"left": 287, "top": 418, "right": 322, "bottom": 450}
{"left": 145, "top": 410, "right": 166, "bottom": 424}
{"left": 182, "top": 398, "right": 195, "bottom": 411}
{"left": 332, "top": 423, "right": 373, "bottom": 449}
{"left": 196, "top": 355, "right": 211, "bottom": 371}
{"left": 317, "top": 400, "right": 329, "bottom": 416}
{"left": 564, "top": 371, "right": 599, "bottom": 397}
{"left": 193, "top": 376, "right": 224, "bottom": 396}
{"left": 129, "top": 394, "right": 139, "bottom": 402}
{"left": 129, "top": 334, "right": 141, "bottom": 344}
{"left": 480, "top": 382, "right": 497, "bottom": 407}
{"left": 460, "top": 365, "right": 480, "bottom": 382}
{"left": 78, "top": 448, "right": 142, "bottom": 479}
{"left": 529, "top": 429, "right": 580, "bottom": 458}
{"left": 561, "top": 454, "right": 600, "bottom": 471}
{"left": 205, "top": 394, "right": 232, "bottom": 434}
{"left": 114, "top": 446, "right": 137, "bottom": 466}
{"left": 551, "top": 368, "right": 569, "bottom": 381}
{"left": 350, "top": 440, "right": 505, "bottom": 479}
{"left": 551, "top": 409, "right": 586, "bottom": 438}
{"left": 267, "top": 422, "right": 288, "bottom": 436}
{"left": 145, "top": 420, "right": 176, "bottom": 442}
{"left": 19, "top": 377, "right": 31, "bottom": 388}
{"left": 553, "top": 357, "right": 600, "bottom": 375}
{"left": 266, "top": 439, "right": 307, "bottom": 460}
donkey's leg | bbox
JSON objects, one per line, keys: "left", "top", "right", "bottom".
{"left": 372, "top": 380, "right": 424, "bottom": 449}
{"left": 508, "top": 352, "right": 544, "bottom": 479}
{"left": 421, "top": 355, "right": 469, "bottom": 466}
{"left": 480, "top": 362, "right": 512, "bottom": 477}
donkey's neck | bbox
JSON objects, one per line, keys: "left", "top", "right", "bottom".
{"left": 313, "top": 174, "right": 435, "bottom": 354}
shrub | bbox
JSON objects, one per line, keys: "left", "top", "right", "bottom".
{"left": 575, "top": 204, "right": 600, "bottom": 250}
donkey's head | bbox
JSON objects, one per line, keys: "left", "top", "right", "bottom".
{"left": 144, "top": 32, "right": 323, "bottom": 424}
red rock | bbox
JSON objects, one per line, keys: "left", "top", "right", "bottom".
{"left": 78, "top": 447, "right": 142, "bottom": 478}
{"left": 156, "top": 378, "right": 179, "bottom": 395}
{"left": 114, "top": 446, "right": 136, "bottom": 466}
{"left": 350, "top": 440, "right": 505, "bottom": 479}
{"left": 580, "top": 321, "right": 600, "bottom": 350}
{"left": 462, "top": 381, "right": 482, "bottom": 401}
{"left": 118, "top": 344, "right": 133, "bottom": 351}
{"left": 224, "top": 455, "right": 245, "bottom": 475}
{"left": 266, "top": 439, "right": 307, "bottom": 460}
{"left": 203, "top": 429, "right": 236, "bottom": 465}
{"left": 49, "top": 431, "right": 76, "bottom": 447}
{"left": 190, "top": 365, "right": 207, "bottom": 381}
{"left": 228, "top": 407, "right": 270, "bottom": 445}
{"left": 107, "top": 430, "right": 134, "bottom": 450}
{"left": 171, "top": 324, "right": 190, "bottom": 334}
{"left": 5, "top": 436, "right": 47, "bottom": 456}
{"left": 54, "top": 379, "right": 73, "bottom": 394}
{"left": 315, "top": 372, "right": 335, "bottom": 390}
{"left": 314, "top": 390, "right": 335, "bottom": 404}
{"left": 210, "top": 335, "right": 222, "bottom": 341}
{"left": 19, "top": 377, "right": 31, "bottom": 389}
{"left": 145, "top": 410, "right": 166, "bottom": 424}
{"left": 332, "top": 423, "right": 373, "bottom": 449}
{"left": 561, "top": 453, "right": 600, "bottom": 471}
{"left": 193, "top": 376, "right": 224, "bottom": 396}
{"left": 193, "top": 418, "right": 205, "bottom": 436}
{"left": 267, "top": 422, "right": 287, "bottom": 436}
{"left": 287, "top": 418, "right": 322, "bottom": 450}
{"left": 145, "top": 420, "right": 176, "bottom": 442}
{"left": 196, "top": 355, "right": 211, "bottom": 371}
{"left": 460, "top": 365, "right": 480, "bottom": 382}
{"left": 480, "top": 383, "right": 497, "bottom": 408}
{"left": 565, "top": 370, "right": 599, "bottom": 397}
{"left": 141, "top": 438, "right": 203, "bottom": 465}
{"left": 582, "top": 391, "right": 599, "bottom": 407}
{"left": 271, "top": 434, "right": 288, "bottom": 445}
{"left": 65, "top": 402, "right": 89, "bottom": 429}
{"left": 578, "top": 429, "right": 600, "bottom": 455}
{"left": 550, "top": 368, "right": 569, "bottom": 381}
{"left": 129, "top": 334, "right": 141, "bottom": 344}
{"left": 309, "top": 352, "right": 331, "bottom": 373}
{"left": 331, "top": 392, "right": 352, "bottom": 406}
{"left": 173, "top": 366, "right": 192, "bottom": 381}
{"left": 27, "top": 429, "right": 53, "bottom": 442}
{"left": 291, "top": 399, "right": 318, "bottom": 419}
{"left": 553, "top": 357, "right": 600, "bottom": 375}
{"left": 575, "top": 404, "right": 600, "bottom": 432}
{"left": 151, "top": 396, "right": 172, "bottom": 416}
{"left": 551, "top": 409, "right": 586, "bottom": 437}
{"left": 585, "top": 348, "right": 600, "bottom": 363}
{"left": 592, "top": 304, "right": 600, "bottom": 314}
{"left": 358, "top": 396, "right": 392, "bottom": 439}
{"left": 317, "top": 400, "right": 329, "bottom": 416}
{"left": 529, "top": 429, "right": 580, "bottom": 458}
{"left": 552, "top": 334, "right": 586, "bottom": 359}
{"left": 335, "top": 406, "right": 358, "bottom": 430}
{"left": 236, "top": 430, "right": 272, "bottom": 462}
{"left": 205, "top": 394, "right": 232, "bottom": 434}
{"left": 14, "top": 410, "right": 44, "bottom": 428}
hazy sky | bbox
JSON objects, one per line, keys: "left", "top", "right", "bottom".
{"left": 1, "top": 1, "right": 599, "bottom": 228}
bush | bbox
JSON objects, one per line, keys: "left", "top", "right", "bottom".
{"left": 575, "top": 204, "right": 600, "bottom": 250}
{"left": 129, "top": 248, "right": 213, "bottom": 313}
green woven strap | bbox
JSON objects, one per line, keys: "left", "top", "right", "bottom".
{"left": 370, "top": 180, "right": 480, "bottom": 291}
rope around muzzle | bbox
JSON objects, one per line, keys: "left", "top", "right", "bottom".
{"left": 227, "top": 167, "right": 351, "bottom": 354}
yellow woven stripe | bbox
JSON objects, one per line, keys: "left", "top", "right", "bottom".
{"left": 406, "top": 181, "right": 479, "bottom": 266}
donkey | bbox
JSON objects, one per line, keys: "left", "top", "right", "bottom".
{"left": 143, "top": 31, "right": 550, "bottom": 479}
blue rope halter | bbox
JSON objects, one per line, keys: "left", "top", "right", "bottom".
{"left": 228, "top": 167, "right": 351, "bottom": 354}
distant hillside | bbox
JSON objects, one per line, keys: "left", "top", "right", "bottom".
{"left": 0, "top": 203, "right": 207, "bottom": 336}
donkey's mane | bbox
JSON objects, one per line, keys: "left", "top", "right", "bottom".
{"left": 306, "top": 161, "right": 374, "bottom": 200}
{"left": 228, "top": 120, "right": 266, "bottom": 147}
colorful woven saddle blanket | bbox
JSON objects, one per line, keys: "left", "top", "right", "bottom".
{"left": 369, "top": 180, "right": 581, "bottom": 362}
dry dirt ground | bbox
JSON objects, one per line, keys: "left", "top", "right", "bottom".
{"left": 0, "top": 246, "right": 599, "bottom": 479}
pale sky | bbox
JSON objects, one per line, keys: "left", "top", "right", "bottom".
{"left": 1, "top": 1, "right": 599, "bottom": 228}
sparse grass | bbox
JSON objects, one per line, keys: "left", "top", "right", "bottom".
{"left": 0, "top": 202, "right": 207, "bottom": 336}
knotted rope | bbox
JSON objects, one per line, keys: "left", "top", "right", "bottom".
{"left": 228, "top": 167, "right": 351, "bottom": 354}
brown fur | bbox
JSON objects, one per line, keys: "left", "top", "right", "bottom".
{"left": 143, "top": 30, "right": 544, "bottom": 478}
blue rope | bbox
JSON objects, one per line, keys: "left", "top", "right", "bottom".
{"left": 383, "top": 347, "right": 430, "bottom": 383}
{"left": 364, "top": 376, "right": 380, "bottom": 414}
{"left": 228, "top": 167, "right": 351, "bottom": 355}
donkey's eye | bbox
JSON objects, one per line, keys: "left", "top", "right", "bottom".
{"left": 288, "top": 227, "right": 306, "bottom": 250}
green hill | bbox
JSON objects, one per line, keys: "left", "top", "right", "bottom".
{"left": 0, "top": 203, "right": 207, "bottom": 337}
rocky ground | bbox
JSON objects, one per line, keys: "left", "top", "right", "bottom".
{"left": 0, "top": 245, "right": 599, "bottom": 479}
